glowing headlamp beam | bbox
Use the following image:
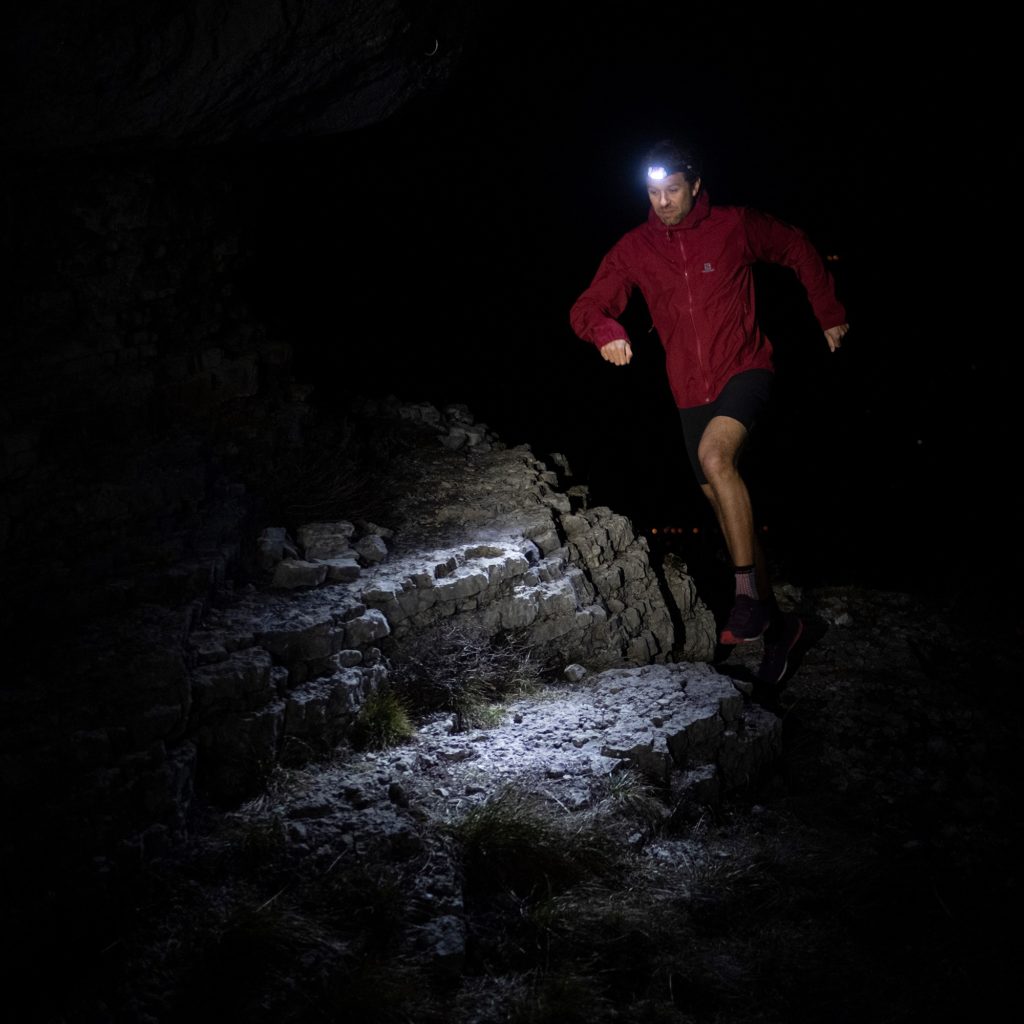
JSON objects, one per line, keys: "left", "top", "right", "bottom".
{"left": 647, "top": 166, "right": 668, "bottom": 181}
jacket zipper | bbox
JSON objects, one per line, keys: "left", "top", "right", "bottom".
{"left": 675, "top": 232, "right": 711, "bottom": 402}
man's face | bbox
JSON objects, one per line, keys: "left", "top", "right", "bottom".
{"left": 647, "top": 172, "right": 701, "bottom": 226}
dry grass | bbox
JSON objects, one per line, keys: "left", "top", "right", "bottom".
{"left": 351, "top": 686, "right": 415, "bottom": 750}
{"left": 391, "top": 621, "right": 541, "bottom": 732}
{"left": 452, "top": 785, "right": 621, "bottom": 904}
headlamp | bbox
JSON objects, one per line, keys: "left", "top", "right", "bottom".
{"left": 647, "top": 166, "right": 668, "bottom": 181}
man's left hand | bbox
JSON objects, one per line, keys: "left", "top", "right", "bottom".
{"left": 824, "top": 324, "right": 849, "bottom": 352}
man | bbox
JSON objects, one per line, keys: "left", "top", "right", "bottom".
{"left": 570, "top": 138, "right": 849, "bottom": 685}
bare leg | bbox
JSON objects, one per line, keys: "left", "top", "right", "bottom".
{"left": 697, "top": 415, "right": 773, "bottom": 602}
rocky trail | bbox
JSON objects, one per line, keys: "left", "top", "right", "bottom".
{"left": 13, "top": 399, "right": 1022, "bottom": 1023}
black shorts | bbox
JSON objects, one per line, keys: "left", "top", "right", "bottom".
{"left": 678, "top": 369, "right": 773, "bottom": 485}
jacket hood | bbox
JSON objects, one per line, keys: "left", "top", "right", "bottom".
{"left": 645, "top": 188, "right": 712, "bottom": 233}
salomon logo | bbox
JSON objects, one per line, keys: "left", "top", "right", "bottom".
{"left": 702, "top": 262, "right": 714, "bottom": 273}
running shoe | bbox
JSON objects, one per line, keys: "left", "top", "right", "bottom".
{"left": 719, "top": 595, "right": 771, "bottom": 644}
{"left": 757, "top": 612, "right": 804, "bottom": 685}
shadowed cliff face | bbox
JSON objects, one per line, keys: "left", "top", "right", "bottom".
{"left": 0, "top": 0, "right": 477, "bottom": 639}
{"left": 4, "top": 0, "right": 472, "bottom": 150}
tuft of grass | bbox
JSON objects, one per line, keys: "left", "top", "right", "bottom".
{"left": 352, "top": 687, "right": 414, "bottom": 750}
{"left": 391, "top": 622, "right": 540, "bottom": 728}
{"left": 592, "top": 768, "right": 671, "bottom": 827}
{"left": 529, "top": 875, "right": 697, "bottom": 1006}
{"left": 451, "top": 681, "right": 509, "bottom": 732}
{"left": 302, "top": 859, "right": 409, "bottom": 953}
{"left": 452, "top": 786, "right": 619, "bottom": 903}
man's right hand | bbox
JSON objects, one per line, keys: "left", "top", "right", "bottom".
{"left": 600, "top": 339, "right": 633, "bottom": 366}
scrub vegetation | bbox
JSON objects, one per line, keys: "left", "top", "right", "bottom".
{"left": 388, "top": 621, "right": 541, "bottom": 732}
{"left": 351, "top": 686, "right": 415, "bottom": 750}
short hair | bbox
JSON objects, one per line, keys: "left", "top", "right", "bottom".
{"left": 644, "top": 139, "right": 702, "bottom": 183}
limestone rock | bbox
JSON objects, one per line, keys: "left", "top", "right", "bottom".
{"left": 297, "top": 521, "right": 356, "bottom": 560}
{"left": 271, "top": 559, "right": 329, "bottom": 589}
{"left": 662, "top": 552, "right": 717, "bottom": 662}
{"left": 345, "top": 609, "right": 391, "bottom": 647}
{"left": 355, "top": 534, "right": 389, "bottom": 564}
{"left": 256, "top": 527, "right": 298, "bottom": 570}
{"left": 321, "top": 557, "right": 361, "bottom": 582}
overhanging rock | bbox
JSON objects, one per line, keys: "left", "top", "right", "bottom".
{"left": 5, "top": 1, "right": 474, "bottom": 149}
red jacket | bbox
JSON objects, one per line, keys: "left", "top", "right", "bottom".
{"left": 570, "top": 190, "right": 847, "bottom": 408}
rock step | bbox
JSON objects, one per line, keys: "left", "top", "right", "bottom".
{"left": 177, "top": 401, "right": 720, "bottom": 804}
{"left": 416, "top": 663, "right": 781, "bottom": 800}
{"left": 48, "top": 399, "right": 726, "bottom": 859}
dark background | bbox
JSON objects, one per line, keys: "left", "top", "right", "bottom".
{"left": 2, "top": 4, "right": 1016, "bottom": 608}
{"left": 237, "top": 7, "right": 1016, "bottom": 603}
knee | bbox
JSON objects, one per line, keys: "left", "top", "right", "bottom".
{"left": 699, "top": 446, "right": 733, "bottom": 484}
